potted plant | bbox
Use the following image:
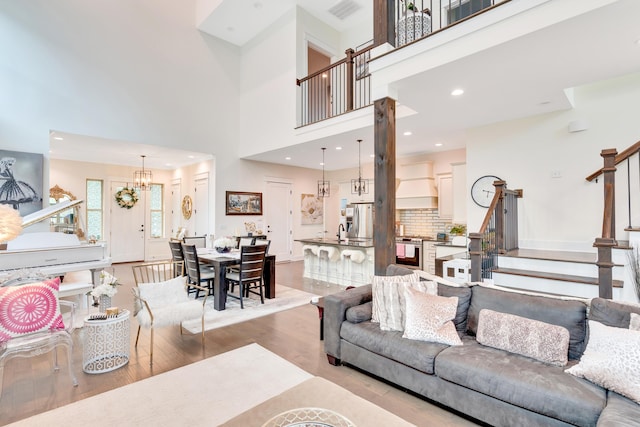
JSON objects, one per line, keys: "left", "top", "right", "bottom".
{"left": 449, "top": 224, "right": 467, "bottom": 236}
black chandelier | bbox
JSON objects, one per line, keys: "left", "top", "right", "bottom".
{"left": 317, "top": 147, "right": 330, "bottom": 198}
{"left": 351, "top": 139, "right": 369, "bottom": 196}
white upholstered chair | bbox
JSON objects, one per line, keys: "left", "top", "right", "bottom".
{"left": 131, "top": 261, "right": 208, "bottom": 365}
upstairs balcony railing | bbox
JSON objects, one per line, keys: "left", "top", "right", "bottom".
{"left": 296, "top": 0, "right": 509, "bottom": 127}
{"left": 296, "top": 45, "right": 373, "bottom": 127}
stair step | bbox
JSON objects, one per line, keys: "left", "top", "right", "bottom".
{"left": 493, "top": 268, "right": 624, "bottom": 288}
{"left": 503, "top": 248, "right": 624, "bottom": 267}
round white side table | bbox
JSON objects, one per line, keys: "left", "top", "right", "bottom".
{"left": 83, "top": 309, "right": 130, "bottom": 374}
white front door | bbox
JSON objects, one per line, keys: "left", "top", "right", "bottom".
{"left": 265, "top": 180, "right": 292, "bottom": 261}
{"left": 109, "top": 181, "right": 145, "bottom": 263}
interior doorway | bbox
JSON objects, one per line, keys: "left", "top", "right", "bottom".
{"left": 307, "top": 44, "right": 332, "bottom": 122}
{"left": 109, "top": 180, "right": 145, "bottom": 263}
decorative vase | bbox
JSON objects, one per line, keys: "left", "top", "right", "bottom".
{"left": 215, "top": 246, "right": 231, "bottom": 253}
{"left": 99, "top": 295, "right": 112, "bottom": 313}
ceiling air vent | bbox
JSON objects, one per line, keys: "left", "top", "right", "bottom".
{"left": 328, "top": 0, "right": 361, "bottom": 20}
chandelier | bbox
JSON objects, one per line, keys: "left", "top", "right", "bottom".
{"left": 351, "top": 139, "right": 369, "bottom": 196}
{"left": 133, "top": 155, "right": 152, "bottom": 191}
{"left": 317, "top": 147, "right": 330, "bottom": 198}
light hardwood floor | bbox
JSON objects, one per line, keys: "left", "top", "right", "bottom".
{"left": 0, "top": 261, "right": 478, "bottom": 426}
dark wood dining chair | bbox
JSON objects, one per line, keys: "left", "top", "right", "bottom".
{"left": 225, "top": 245, "right": 267, "bottom": 309}
{"left": 182, "top": 243, "right": 215, "bottom": 298}
{"left": 183, "top": 235, "right": 207, "bottom": 248}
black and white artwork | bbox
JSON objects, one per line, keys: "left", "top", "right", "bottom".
{"left": 0, "top": 150, "right": 43, "bottom": 215}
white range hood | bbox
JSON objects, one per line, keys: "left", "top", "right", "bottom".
{"left": 396, "top": 162, "right": 438, "bottom": 210}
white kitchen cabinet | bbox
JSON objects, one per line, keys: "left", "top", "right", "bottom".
{"left": 437, "top": 174, "right": 453, "bottom": 219}
{"left": 451, "top": 162, "right": 467, "bottom": 224}
{"left": 422, "top": 241, "right": 437, "bottom": 274}
{"left": 339, "top": 181, "right": 373, "bottom": 203}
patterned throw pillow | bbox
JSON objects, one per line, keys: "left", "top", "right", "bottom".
{"left": 374, "top": 277, "right": 437, "bottom": 332}
{"left": 402, "top": 287, "right": 462, "bottom": 346}
{"left": 630, "top": 313, "right": 640, "bottom": 331}
{"left": 371, "top": 273, "right": 420, "bottom": 324}
{"left": 476, "top": 309, "right": 570, "bottom": 366}
{"left": 566, "top": 320, "right": 640, "bottom": 404}
{"left": 0, "top": 278, "right": 65, "bottom": 342}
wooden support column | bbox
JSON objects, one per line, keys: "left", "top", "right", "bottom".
{"left": 374, "top": 97, "right": 396, "bottom": 275}
{"left": 374, "top": 0, "right": 395, "bottom": 47}
{"left": 345, "top": 48, "right": 354, "bottom": 112}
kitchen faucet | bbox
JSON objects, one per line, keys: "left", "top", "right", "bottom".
{"left": 337, "top": 224, "right": 345, "bottom": 240}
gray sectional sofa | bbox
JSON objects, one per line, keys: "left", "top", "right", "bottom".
{"left": 323, "top": 265, "right": 640, "bottom": 427}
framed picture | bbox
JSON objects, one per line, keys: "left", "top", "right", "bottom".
{"left": 225, "top": 191, "right": 263, "bottom": 216}
{"left": 300, "top": 193, "right": 323, "bottom": 225}
{"left": 0, "top": 149, "right": 44, "bottom": 216}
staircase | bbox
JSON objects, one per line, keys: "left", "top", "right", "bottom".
{"left": 490, "top": 247, "right": 628, "bottom": 299}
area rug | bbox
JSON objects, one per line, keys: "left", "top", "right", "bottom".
{"left": 181, "top": 284, "right": 318, "bottom": 334}
{"left": 7, "top": 344, "right": 313, "bottom": 426}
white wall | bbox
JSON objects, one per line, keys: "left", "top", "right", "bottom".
{"left": 466, "top": 72, "right": 640, "bottom": 251}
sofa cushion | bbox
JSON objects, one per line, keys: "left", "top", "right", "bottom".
{"left": 370, "top": 273, "right": 421, "bottom": 328}
{"left": 402, "top": 287, "right": 462, "bottom": 346}
{"left": 467, "top": 285, "right": 588, "bottom": 360}
{"left": 477, "top": 309, "right": 570, "bottom": 366}
{"left": 438, "top": 283, "right": 472, "bottom": 333}
{"left": 435, "top": 336, "right": 606, "bottom": 427}
{"left": 340, "top": 320, "right": 448, "bottom": 374}
{"left": 589, "top": 297, "right": 640, "bottom": 329}
{"left": 596, "top": 391, "right": 640, "bottom": 427}
{"left": 566, "top": 320, "right": 640, "bottom": 404}
{"left": 346, "top": 301, "right": 372, "bottom": 323}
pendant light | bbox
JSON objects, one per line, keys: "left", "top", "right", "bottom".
{"left": 351, "top": 139, "right": 369, "bottom": 196}
{"left": 133, "top": 155, "right": 152, "bottom": 191}
{"left": 317, "top": 147, "right": 330, "bottom": 198}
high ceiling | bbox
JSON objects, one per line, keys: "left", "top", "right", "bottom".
{"left": 49, "top": 0, "right": 640, "bottom": 171}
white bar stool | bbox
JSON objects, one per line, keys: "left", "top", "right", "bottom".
{"left": 318, "top": 246, "right": 340, "bottom": 283}
{"left": 349, "top": 249, "right": 367, "bottom": 285}
{"left": 302, "top": 245, "right": 319, "bottom": 279}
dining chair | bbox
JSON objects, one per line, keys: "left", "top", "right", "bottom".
{"left": 253, "top": 239, "right": 271, "bottom": 255}
{"left": 0, "top": 276, "right": 78, "bottom": 398}
{"left": 182, "top": 243, "right": 215, "bottom": 298}
{"left": 225, "top": 245, "right": 267, "bottom": 309}
{"left": 183, "top": 235, "right": 207, "bottom": 248}
{"left": 131, "top": 261, "right": 207, "bottom": 366}
{"left": 169, "top": 240, "right": 187, "bottom": 278}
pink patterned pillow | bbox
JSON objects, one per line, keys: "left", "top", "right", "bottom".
{"left": 0, "top": 278, "right": 65, "bottom": 342}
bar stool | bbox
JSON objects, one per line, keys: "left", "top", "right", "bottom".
{"left": 318, "top": 246, "right": 339, "bottom": 284}
{"left": 302, "top": 245, "right": 319, "bottom": 279}
{"left": 349, "top": 249, "right": 367, "bottom": 285}
{"left": 340, "top": 250, "right": 355, "bottom": 286}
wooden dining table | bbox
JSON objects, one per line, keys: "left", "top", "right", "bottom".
{"left": 197, "top": 249, "right": 276, "bottom": 311}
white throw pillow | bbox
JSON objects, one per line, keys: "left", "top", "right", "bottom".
{"left": 402, "top": 287, "right": 462, "bottom": 346}
{"left": 476, "top": 309, "right": 570, "bottom": 366}
{"left": 371, "top": 273, "right": 420, "bottom": 324}
{"left": 630, "top": 313, "right": 640, "bottom": 331}
{"left": 566, "top": 320, "right": 640, "bottom": 404}
{"left": 375, "top": 280, "right": 437, "bottom": 331}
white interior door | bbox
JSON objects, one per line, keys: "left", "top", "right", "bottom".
{"left": 109, "top": 181, "right": 145, "bottom": 263}
{"left": 194, "top": 174, "right": 209, "bottom": 238}
{"left": 265, "top": 180, "right": 292, "bottom": 261}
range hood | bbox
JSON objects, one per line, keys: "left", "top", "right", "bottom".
{"left": 396, "top": 162, "right": 438, "bottom": 210}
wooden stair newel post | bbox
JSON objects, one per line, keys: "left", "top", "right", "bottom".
{"left": 469, "top": 232, "right": 483, "bottom": 282}
{"left": 374, "top": 97, "right": 396, "bottom": 275}
{"left": 345, "top": 48, "right": 354, "bottom": 112}
{"left": 594, "top": 148, "right": 617, "bottom": 299}
{"left": 493, "top": 180, "right": 507, "bottom": 254}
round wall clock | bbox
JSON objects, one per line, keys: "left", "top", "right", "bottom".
{"left": 181, "top": 195, "right": 193, "bottom": 219}
{"left": 471, "top": 175, "right": 501, "bottom": 208}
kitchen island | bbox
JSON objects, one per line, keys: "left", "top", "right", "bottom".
{"left": 296, "top": 238, "right": 374, "bottom": 286}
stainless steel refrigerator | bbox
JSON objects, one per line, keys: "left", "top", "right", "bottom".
{"left": 345, "top": 202, "right": 374, "bottom": 239}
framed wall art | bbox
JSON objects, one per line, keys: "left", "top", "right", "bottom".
{"left": 0, "top": 149, "right": 43, "bottom": 216}
{"left": 300, "top": 193, "right": 322, "bottom": 225}
{"left": 225, "top": 191, "right": 262, "bottom": 215}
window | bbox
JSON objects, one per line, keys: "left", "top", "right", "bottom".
{"left": 86, "top": 179, "right": 103, "bottom": 240}
{"left": 447, "top": 0, "right": 493, "bottom": 24}
{"left": 150, "top": 183, "right": 164, "bottom": 238}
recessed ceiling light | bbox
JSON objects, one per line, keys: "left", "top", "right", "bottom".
{"left": 335, "top": 146, "right": 342, "bottom": 150}
{"left": 53, "top": 136, "right": 63, "bottom": 140}
{"left": 165, "top": 163, "right": 172, "bottom": 167}
{"left": 285, "top": 156, "right": 291, "bottom": 160}
{"left": 320, "top": 162, "right": 325, "bottom": 166}
{"left": 322, "top": 73, "right": 327, "bottom": 79}
{"left": 188, "top": 155, "right": 195, "bottom": 159}
{"left": 369, "top": 154, "right": 375, "bottom": 158}
{"left": 403, "top": 131, "right": 412, "bottom": 136}
{"left": 435, "top": 143, "right": 443, "bottom": 147}
{"left": 451, "top": 88, "right": 464, "bottom": 96}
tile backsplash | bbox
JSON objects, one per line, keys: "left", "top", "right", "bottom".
{"left": 398, "top": 209, "right": 453, "bottom": 237}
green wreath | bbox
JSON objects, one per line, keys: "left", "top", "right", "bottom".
{"left": 115, "top": 187, "right": 139, "bottom": 209}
